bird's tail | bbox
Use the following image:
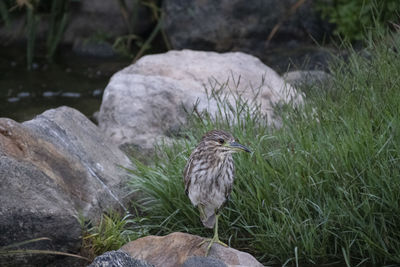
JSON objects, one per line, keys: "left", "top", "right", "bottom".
{"left": 198, "top": 205, "right": 216, "bottom": 229}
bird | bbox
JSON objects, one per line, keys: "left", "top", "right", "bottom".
{"left": 183, "top": 130, "right": 251, "bottom": 256}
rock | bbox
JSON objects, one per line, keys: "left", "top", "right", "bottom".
{"left": 183, "top": 256, "right": 227, "bottom": 267}
{"left": 22, "top": 106, "right": 132, "bottom": 217}
{"left": 64, "top": 0, "right": 153, "bottom": 44}
{"left": 0, "top": 106, "right": 132, "bottom": 266}
{"left": 88, "top": 250, "right": 154, "bottom": 267}
{"left": 262, "top": 46, "right": 334, "bottom": 73}
{"left": 98, "top": 49, "right": 302, "bottom": 151}
{"left": 162, "top": 0, "right": 332, "bottom": 63}
{"left": 283, "top": 70, "right": 332, "bottom": 88}
{"left": 121, "top": 232, "right": 263, "bottom": 267}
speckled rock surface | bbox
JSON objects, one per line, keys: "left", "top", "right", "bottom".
{"left": 88, "top": 250, "right": 154, "bottom": 267}
{"left": 121, "top": 232, "right": 264, "bottom": 267}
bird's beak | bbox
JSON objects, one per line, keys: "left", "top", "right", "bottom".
{"left": 227, "top": 142, "right": 251, "bottom": 153}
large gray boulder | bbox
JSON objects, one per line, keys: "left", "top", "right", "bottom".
{"left": 98, "top": 49, "right": 303, "bottom": 151}
{"left": 162, "top": 0, "right": 332, "bottom": 62}
{"left": 0, "top": 106, "right": 132, "bottom": 266}
{"left": 283, "top": 70, "right": 332, "bottom": 88}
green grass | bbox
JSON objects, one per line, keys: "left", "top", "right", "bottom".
{"left": 0, "top": 237, "right": 89, "bottom": 264}
{"left": 127, "top": 33, "right": 400, "bottom": 266}
{"left": 82, "top": 212, "right": 148, "bottom": 259}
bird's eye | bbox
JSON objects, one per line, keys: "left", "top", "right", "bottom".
{"left": 218, "top": 138, "right": 225, "bottom": 144}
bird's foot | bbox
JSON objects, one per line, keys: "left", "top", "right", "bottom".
{"left": 198, "top": 236, "right": 228, "bottom": 256}
{"left": 198, "top": 237, "right": 227, "bottom": 247}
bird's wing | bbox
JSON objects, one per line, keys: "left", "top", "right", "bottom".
{"left": 223, "top": 161, "right": 234, "bottom": 199}
{"left": 183, "top": 156, "right": 193, "bottom": 195}
{"left": 224, "top": 182, "right": 233, "bottom": 199}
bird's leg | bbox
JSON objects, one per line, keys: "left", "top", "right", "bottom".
{"left": 199, "top": 213, "right": 228, "bottom": 256}
{"left": 210, "top": 213, "right": 228, "bottom": 246}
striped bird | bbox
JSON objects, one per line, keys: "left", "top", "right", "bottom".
{"left": 183, "top": 130, "right": 251, "bottom": 255}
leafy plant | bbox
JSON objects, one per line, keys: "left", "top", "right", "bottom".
{"left": 1, "top": 0, "right": 168, "bottom": 69}
{"left": 0, "top": 0, "right": 11, "bottom": 26}
{"left": 317, "top": 0, "right": 400, "bottom": 41}
{"left": 46, "top": 0, "right": 70, "bottom": 61}
{"left": 113, "top": 0, "right": 170, "bottom": 61}
{"left": 25, "top": 2, "right": 38, "bottom": 70}
{"left": 0, "top": 0, "right": 71, "bottom": 69}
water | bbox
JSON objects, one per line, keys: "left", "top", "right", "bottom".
{"left": 0, "top": 45, "right": 130, "bottom": 122}
{"left": 0, "top": 44, "right": 331, "bottom": 123}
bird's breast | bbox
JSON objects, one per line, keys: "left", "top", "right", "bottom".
{"left": 188, "top": 156, "right": 234, "bottom": 209}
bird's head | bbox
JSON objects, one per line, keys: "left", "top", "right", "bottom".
{"left": 200, "top": 130, "right": 251, "bottom": 155}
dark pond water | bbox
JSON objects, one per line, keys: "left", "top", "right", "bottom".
{"left": 0, "top": 44, "right": 331, "bottom": 123}
{"left": 0, "top": 45, "right": 130, "bottom": 122}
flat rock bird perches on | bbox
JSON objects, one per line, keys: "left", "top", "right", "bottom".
{"left": 183, "top": 130, "right": 251, "bottom": 256}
